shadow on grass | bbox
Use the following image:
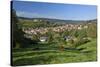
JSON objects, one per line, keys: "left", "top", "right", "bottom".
{"left": 12, "top": 47, "right": 95, "bottom": 66}
{"left": 64, "top": 47, "right": 86, "bottom": 51}
{"left": 13, "top": 47, "right": 91, "bottom": 58}
{"left": 13, "top": 50, "right": 59, "bottom": 57}
{"left": 13, "top": 52, "right": 77, "bottom": 66}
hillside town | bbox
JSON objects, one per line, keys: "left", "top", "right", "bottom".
{"left": 22, "top": 23, "right": 89, "bottom": 35}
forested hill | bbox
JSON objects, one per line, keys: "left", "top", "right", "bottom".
{"left": 18, "top": 17, "right": 97, "bottom": 24}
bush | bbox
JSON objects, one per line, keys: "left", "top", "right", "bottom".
{"left": 74, "top": 38, "right": 90, "bottom": 48}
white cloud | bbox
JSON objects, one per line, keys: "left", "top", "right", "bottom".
{"left": 16, "top": 11, "right": 44, "bottom": 18}
{"left": 16, "top": 11, "right": 61, "bottom": 19}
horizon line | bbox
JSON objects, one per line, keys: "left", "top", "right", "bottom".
{"left": 17, "top": 16, "right": 97, "bottom": 21}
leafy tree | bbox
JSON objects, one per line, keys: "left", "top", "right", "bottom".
{"left": 78, "top": 29, "right": 87, "bottom": 39}
{"left": 70, "top": 30, "right": 79, "bottom": 37}
{"left": 87, "top": 23, "right": 97, "bottom": 38}
{"left": 46, "top": 29, "right": 54, "bottom": 43}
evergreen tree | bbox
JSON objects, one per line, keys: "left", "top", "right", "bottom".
{"left": 12, "top": 9, "right": 39, "bottom": 48}
{"left": 12, "top": 9, "right": 24, "bottom": 48}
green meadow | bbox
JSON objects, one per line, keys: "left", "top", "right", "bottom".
{"left": 11, "top": 8, "right": 97, "bottom": 66}
{"left": 12, "top": 38, "right": 97, "bottom": 66}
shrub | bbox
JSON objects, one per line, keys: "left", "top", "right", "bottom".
{"left": 74, "top": 38, "right": 90, "bottom": 48}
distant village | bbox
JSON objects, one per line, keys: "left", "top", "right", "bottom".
{"left": 22, "top": 22, "right": 91, "bottom": 42}
{"left": 19, "top": 18, "right": 96, "bottom": 42}
{"left": 22, "top": 23, "right": 89, "bottom": 35}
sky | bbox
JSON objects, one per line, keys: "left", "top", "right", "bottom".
{"left": 12, "top": 1, "right": 97, "bottom": 20}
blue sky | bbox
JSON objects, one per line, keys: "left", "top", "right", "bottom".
{"left": 12, "top": 1, "right": 97, "bottom": 20}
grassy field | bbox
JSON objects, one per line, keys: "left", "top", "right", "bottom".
{"left": 12, "top": 39, "right": 97, "bottom": 66}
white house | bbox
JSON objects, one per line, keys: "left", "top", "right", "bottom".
{"left": 40, "top": 37, "right": 48, "bottom": 42}
{"left": 64, "top": 36, "right": 72, "bottom": 41}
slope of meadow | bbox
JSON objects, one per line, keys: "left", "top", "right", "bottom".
{"left": 12, "top": 39, "right": 97, "bottom": 66}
